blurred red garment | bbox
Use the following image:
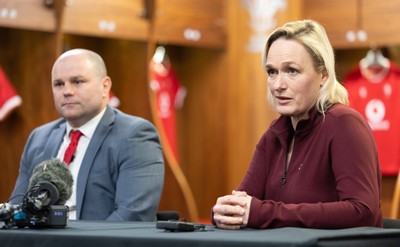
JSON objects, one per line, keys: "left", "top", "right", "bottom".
{"left": 109, "top": 91, "right": 120, "bottom": 108}
{"left": 149, "top": 54, "right": 186, "bottom": 163}
{"left": 344, "top": 61, "right": 400, "bottom": 176}
{"left": 0, "top": 66, "right": 22, "bottom": 121}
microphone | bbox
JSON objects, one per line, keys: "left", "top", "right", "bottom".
{"left": 24, "top": 158, "right": 73, "bottom": 215}
{"left": 1, "top": 158, "right": 73, "bottom": 229}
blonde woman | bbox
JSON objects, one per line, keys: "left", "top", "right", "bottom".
{"left": 212, "top": 20, "right": 382, "bottom": 229}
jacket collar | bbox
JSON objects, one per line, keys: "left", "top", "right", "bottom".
{"left": 269, "top": 106, "right": 325, "bottom": 146}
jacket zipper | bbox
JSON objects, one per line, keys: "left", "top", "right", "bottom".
{"left": 281, "top": 137, "right": 293, "bottom": 186}
{"left": 281, "top": 169, "right": 287, "bottom": 185}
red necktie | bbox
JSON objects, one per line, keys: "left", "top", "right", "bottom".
{"left": 63, "top": 130, "right": 83, "bottom": 165}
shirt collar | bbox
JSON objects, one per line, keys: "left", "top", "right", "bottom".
{"left": 65, "top": 107, "right": 107, "bottom": 139}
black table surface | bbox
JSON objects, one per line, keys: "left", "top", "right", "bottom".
{"left": 1, "top": 220, "right": 400, "bottom": 247}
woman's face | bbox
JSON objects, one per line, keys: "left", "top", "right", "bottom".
{"left": 266, "top": 38, "right": 326, "bottom": 127}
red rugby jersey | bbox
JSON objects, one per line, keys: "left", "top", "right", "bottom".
{"left": 344, "top": 62, "right": 400, "bottom": 175}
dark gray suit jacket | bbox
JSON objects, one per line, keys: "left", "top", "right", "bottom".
{"left": 11, "top": 106, "right": 164, "bottom": 221}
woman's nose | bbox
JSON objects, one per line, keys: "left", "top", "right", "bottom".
{"left": 273, "top": 74, "right": 286, "bottom": 90}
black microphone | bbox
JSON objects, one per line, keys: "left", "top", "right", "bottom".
{"left": 24, "top": 158, "right": 73, "bottom": 215}
{"left": 0, "top": 159, "right": 73, "bottom": 229}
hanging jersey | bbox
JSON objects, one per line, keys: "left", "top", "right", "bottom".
{"left": 0, "top": 66, "right": 22, "bottom": 121}
{"left": 344, "top": 62, "right": 400, "bottom": 175}
{"left": 149, "top": 60, "right": 186, "bottom": 163}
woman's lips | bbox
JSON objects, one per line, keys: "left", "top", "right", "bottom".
{"left": 275, "top": 96, "right": 291, "bottom": 104}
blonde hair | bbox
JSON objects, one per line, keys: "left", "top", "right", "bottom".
{"left": 262, "top": 20, "right": 348, "bottom": 114}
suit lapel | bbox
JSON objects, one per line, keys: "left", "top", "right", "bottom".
{"left": 76, "top": 107, "right": 115, "bottom": 218}
{"left": 43, "top": 122, "right": 66, "bottom": 160}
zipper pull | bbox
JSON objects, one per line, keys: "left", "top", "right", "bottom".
{"left": 281, "top": 171, "right": 287, "bottom": 185}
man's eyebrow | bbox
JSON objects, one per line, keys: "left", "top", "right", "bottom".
{"left": 70, "top": 75, "right": 86, "bottom": 80}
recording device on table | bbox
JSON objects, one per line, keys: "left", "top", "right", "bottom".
{"left": 156, "top": 221, "right": 206, "bottom": 232}
{"left": 0, "top": 158, "right": 73, "bottom": 229}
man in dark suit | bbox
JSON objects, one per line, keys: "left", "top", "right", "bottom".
{"left": 10, "top": 49, "right": 164, "bottom": 221}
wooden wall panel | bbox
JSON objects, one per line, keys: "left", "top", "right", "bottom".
{"left": 0, "top": 28, "right": 58, "bottom": 202}
{"left": 144, "top": 45, "right": 228, "bottom": 221}
{"left": 153, "top": 0, "right": 226, "bottom": 48}
{"left": 63, "top": 0, "right": 149, "bottom": 40}
{"left": 0, "top": 0, "right": 56, "bottom": 32}
{"left": 362, "top": 0, "right": 400, "bottom": 47}
{"left": 176, "top": 47, "right": 228, "bottom": 220}
{"left": 302, "top": 0, "right": 358, "bottom": 48}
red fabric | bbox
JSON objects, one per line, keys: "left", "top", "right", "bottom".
{"left": 149, "top": 60, "right": 186, "bottom": 163}
{"left": 0, "top": 66, "right": 22, "bottom": 121}
{"left": 64, "top": 130, "right": 83, "bottom": 165}
{"left": 344, "top": 63, "right": 400, "bottom": 175}
{"left": 109, "top": 91, "right": 120, "bottom": 108}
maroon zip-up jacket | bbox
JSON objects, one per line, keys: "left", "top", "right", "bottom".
{"left": 238, "top": 104, "right": 382, "bottom": 229}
